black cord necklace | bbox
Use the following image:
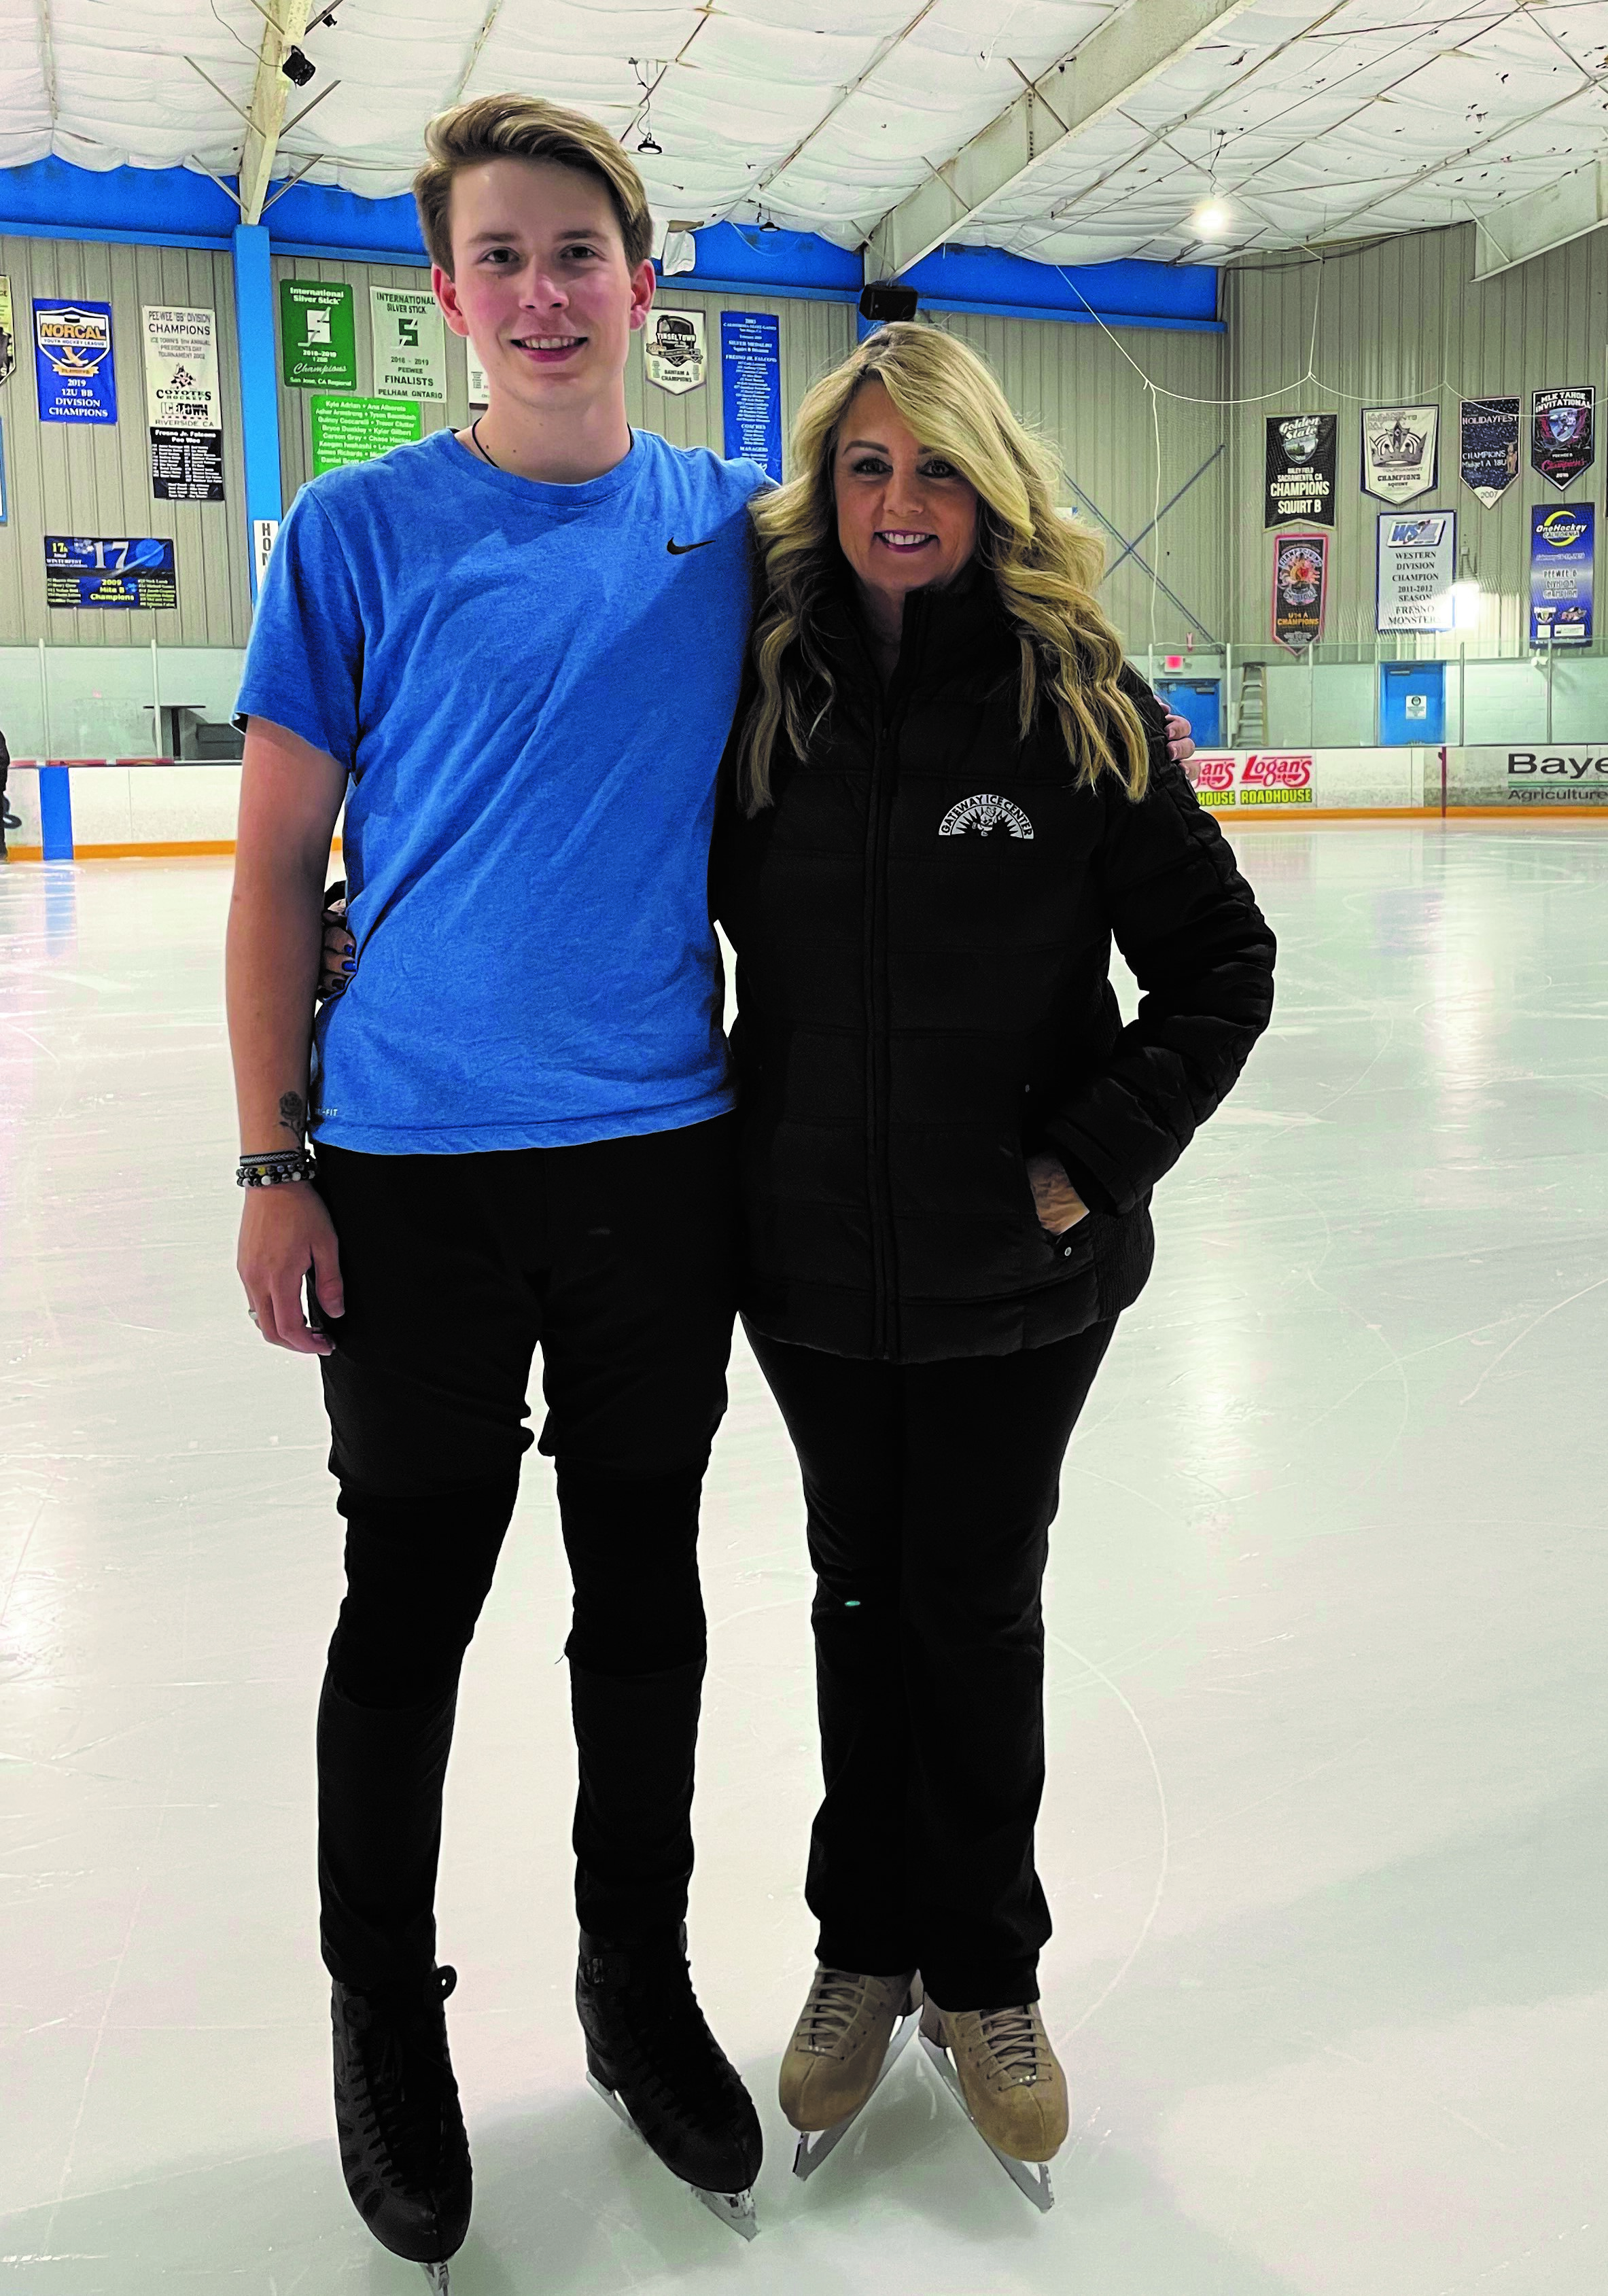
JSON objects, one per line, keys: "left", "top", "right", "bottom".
{"left": 470, "top": 416, "right": 498, "bottom": 469}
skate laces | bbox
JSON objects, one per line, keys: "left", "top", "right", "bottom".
{"left": 606, "top": 1949, "right": 738, "bottom": 2117}
{"left": 357, "top": 1966, "right": 461, "bottom": 2182}
{"left": 973, "top": 2004, "right": 1052, "bottom": 2089}
{"left": 797, "top": 1968, "right": 883, "bottom": 2055}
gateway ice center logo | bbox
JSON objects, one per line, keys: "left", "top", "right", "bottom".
{"left": 938, "top": 794, "right": 1035, "bottom": 838}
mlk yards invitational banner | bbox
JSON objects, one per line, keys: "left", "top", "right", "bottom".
{"left": 143, "top": 306, "right": 224, "bottom": 501}
{"left": 1461, "top": 397, "right": 1520, "bottom": 508}
{"left": 1532, "top": 387, "right": 1594, "bottom": 489}
{"left": 1361, "top": 405, "right": 1437, "bottom": 503}
{"left": 1271, "top": 533, "right": 1329, "bottom": 652}
{"left": 1265, "top": 412, "right": 1336, "bottom": 527}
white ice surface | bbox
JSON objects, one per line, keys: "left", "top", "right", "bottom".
{"left": 1, "top": 831, "right": 1605, "bottom": 2295}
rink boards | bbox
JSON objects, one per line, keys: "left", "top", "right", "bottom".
{"left": 4, "top": 744, "right": 1608, "bottom": 859}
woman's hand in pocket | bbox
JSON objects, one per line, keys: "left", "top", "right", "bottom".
{"left": 1026, "top": 1152, "right": 1089, "bottom": 1235}
{"left": 319, "top": 896, "right": 355, "bottom": 1003}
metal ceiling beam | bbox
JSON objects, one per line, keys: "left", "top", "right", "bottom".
{"left": 238, "top": 0, "right": 314, "bottom": 227}
{"left": 867, "top": 0, "right": 1261, "bottom": 280}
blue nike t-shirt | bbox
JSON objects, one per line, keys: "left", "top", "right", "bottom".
{"left": 236, "top": 425, "right": 768, "bottom": 1152}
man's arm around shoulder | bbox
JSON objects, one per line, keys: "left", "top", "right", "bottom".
{"left": 227, "top": 718, "right": 347, "bottom": 1356}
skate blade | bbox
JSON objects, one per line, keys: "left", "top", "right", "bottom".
{"left": 587, "top": 2072, "right": 760, "bottom": 2240}
{"left": 419, "top": 2265, "right": 450, "bottom": 2293}
{"left": 792, "top": 2005, "right": 922, "bottom": 2182}
{"left": 917, "top": 2034, "right": 1055, "bottom": 2214}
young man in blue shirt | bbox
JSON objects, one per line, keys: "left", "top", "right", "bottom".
{"left": 228, "top": 96, "right": 768, "bottom": 2277}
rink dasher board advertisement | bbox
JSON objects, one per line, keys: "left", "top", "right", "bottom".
{"left": 1446, "top": 747, "right": 1608, "bottom": 807}
{"left": 1185, "top": 749, "right": 1432, "bottom": 812}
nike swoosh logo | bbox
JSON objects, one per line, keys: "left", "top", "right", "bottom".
{"left": 666, "top": 537, "right": 715, "bottom": 554}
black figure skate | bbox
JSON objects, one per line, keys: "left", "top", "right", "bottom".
{"left": 332, "top": 1964, "right": 472, "bottom": 2289}
{"left": 577, "top": 1927, "right": 762, "bottom": 2238}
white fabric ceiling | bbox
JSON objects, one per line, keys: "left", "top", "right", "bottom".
{"left": 2, "top": 0, "right": 1607, "bottom": 266}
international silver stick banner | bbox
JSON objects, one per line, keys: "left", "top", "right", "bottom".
{"left": 1361, "top": 405, "right": 1437, "bottom": 504}
{"left": 644, "top": 308, "right": 707, "bottom": 395}
{"left": 370, "top": 286, "right": 447, "bottom": 402}
{"left": 143, "top": 304, "right": 224, "bottom": 501}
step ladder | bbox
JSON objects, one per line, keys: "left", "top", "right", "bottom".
{"left": 1233, "top": 661, "right": 1266, "bottom": 745}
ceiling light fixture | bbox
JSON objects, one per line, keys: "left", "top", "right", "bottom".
{"left": 1190, "top": 198, "right": 1230, "bottom": 239}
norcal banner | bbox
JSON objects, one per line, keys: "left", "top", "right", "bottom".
{"left": 1271, "top": 532, "right": 1329, "bottom": 652}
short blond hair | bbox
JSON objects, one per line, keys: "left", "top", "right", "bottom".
{"left": 414, "top": 93, "right": 654, "bottom": 275}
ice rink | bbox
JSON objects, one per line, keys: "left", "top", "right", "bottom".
{"left": 3, "top": 827, "right": 1605, "bottom": 2296}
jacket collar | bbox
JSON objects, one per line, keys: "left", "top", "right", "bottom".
{"left": 819, "top": 554, "right": 1017, "bottom": 700}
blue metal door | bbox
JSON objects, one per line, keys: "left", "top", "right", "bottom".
{"left": 1155, "top": 677, "right": 1222, "bottom": 747}
{"left": 1379, "top": 662, "right": 1444, "bottom": 745}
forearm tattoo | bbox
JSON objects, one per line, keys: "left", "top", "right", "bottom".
{"left": 278, "top": 1091, "right": 307, "bottom": 1142}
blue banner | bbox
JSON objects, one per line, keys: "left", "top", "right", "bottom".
{"left": 720, "top": 311, "right": 782, "bottom": 482}
{"left": 1530, "top": 502, "right": 1594, "bottom": 646}
{"left": 33, "top": 298, "right": 116, "bottom": 423}
{"left": 44, "top": 534, "right": 176, "bottom": 609}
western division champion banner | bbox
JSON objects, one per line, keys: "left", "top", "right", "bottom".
{"left": 1361, "top": 405, "right": 1437, "bottom": 503}
{"left": 1264, "top": 412, "right": 1335, "bottom": 527}
{"left": 34, "top": 299, "right": 116, "bottom": 423}
{"left": 1531, "top": 387, "right": 1594, "bottom": 489}
{"left": 370, "top": 287, "right": 447, "bottom": 402}
{"left": 310, "top": 393, "right": 422, "bottom": 476}
{"left": 720, "top": 311, "right": 782, "bottom": 482}
{"left": 143, "top": 305, "right": 224, "bottom": 503}
{"left": 45, "top": 534, "right": 176, "bottom": 609}
{"left": 1376, "top": 510, "right": 1455, "bottom": 633}
{"left": 644, "top": 308, "right": 707, "bottom": 395}
{"left": 1530, "top": 502, "right": 1594, "bottom": 646}
{"left": 0, "top": 275, "right": 15, "bottom": 388}
{"left": 1271, "top": 532, "right": 1329, "bottom": 652}
{"left": 281, "top": 281, "right": 357, "bottom": 390}
{"left": 1460, "top": 396, "right": 1520, "bottom": 508}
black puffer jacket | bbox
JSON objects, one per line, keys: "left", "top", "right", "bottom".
{"left": 711, "top": 574, "right": 1276, "bottom": 1363}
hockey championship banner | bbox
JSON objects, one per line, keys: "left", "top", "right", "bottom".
{"left": 1265, "top": 412, "right": 1336, "bottom": 527}
{"left": 143, "top": 305, "right": 224, "bottom": 503}
{"left": 644, "top": 308, "right": 707, "bottom": 395}
{"left": 1376, "top": 510, "right": 1455, "bottom": 633}
{"left": 1461, "top": 396, "right": 1520, "bottom": 508}
{"left": 1361, "top": 405, "right": 1437, "bottom": 504}
{"left": 1529, "top": 502, "right": 1594, "bottom": 646}
{"left": 1532, "top": 387, "right": 1594, "bottom": 489}
{"left": 0, "top": 275, "right": 14, "bottom": 389}
{"left": 1271, "top": 532, "right": 1329, "bottom": 652}
{"left": 370, "top": 287, "right": 447, "bottom": 402}
{"left": 34, "top": 299, "right": 116, "bottom": 423}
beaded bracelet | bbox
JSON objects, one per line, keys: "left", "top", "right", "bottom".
{"left": 237, "top": 1149, "right": 317, "bottom": 1188}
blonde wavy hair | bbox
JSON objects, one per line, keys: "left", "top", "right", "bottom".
{"left": 737, "top": 323, "right": 1151, "bottom": 814}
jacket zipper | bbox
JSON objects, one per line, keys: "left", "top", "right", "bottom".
{"left": 861, "top": 603, "right": 922, "bottom": 1358}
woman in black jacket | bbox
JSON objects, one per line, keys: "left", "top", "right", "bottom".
{"left": 712, "top": 323, "right": 1276, "bottom": 2191}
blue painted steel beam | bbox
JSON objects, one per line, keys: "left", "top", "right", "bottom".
{"left": 0, "top": 159, "right": 1221, "bottom": 336}
{"left": 232, "top": 224, "right": 283, "bottom": 600}
{"left": 38, "top": 766, "right": 73, "bottom": 861}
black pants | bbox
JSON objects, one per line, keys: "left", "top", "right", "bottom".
{"left": 311, "top": 1115, "right": 738, "bottom": 1991}
{"left": 748, "top": 1317, "right": 1115, "bottom": 2011}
